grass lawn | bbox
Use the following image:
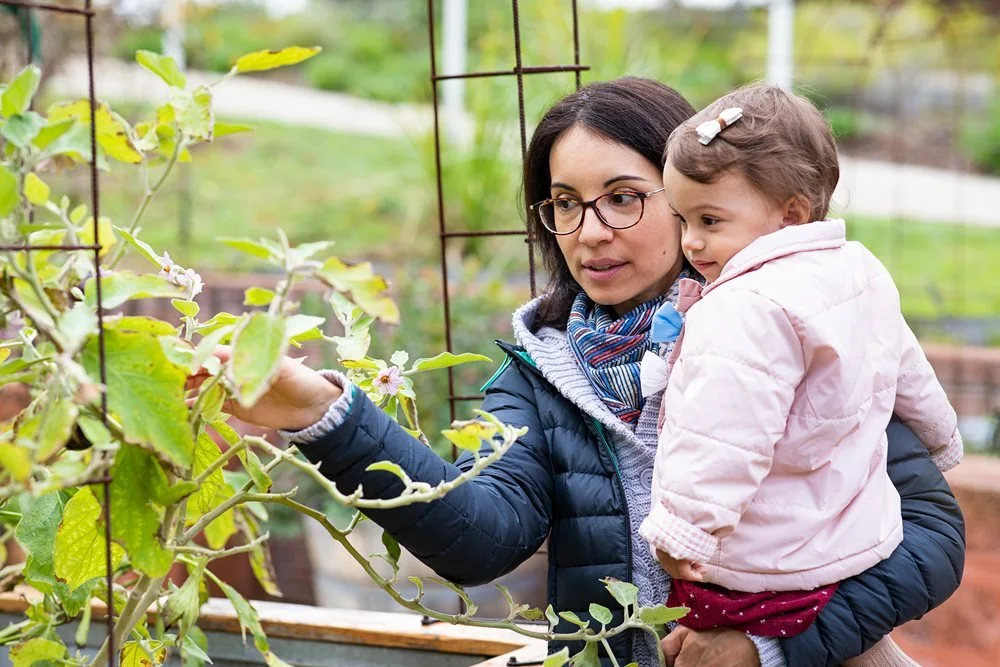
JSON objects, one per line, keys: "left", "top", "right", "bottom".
{"left": 42, "top": 115, "right": 1000, "bottom": 319}
{"left": 847, "top": 217, "right": 1000, "bottom": 319}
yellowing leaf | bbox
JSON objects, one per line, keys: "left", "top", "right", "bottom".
{"left": 121, "top": 640, "right": 167, "bottom": 667}
{"left": 408, "top": 352, "right": 491, "bottom": 373}
{"left": 79, "top": 216, "right": 117, "bottom": 256}
{"left": 82, "top": 330, "right": 195, "bottom": 469}
{"left": 233, "top": 46, "right": 322, "bottom": 73}
{"left": 243, "top": 287, "right": 275, "bottom": 307}
{"left": 47, "top": 100, "right": 143, "bottom": 164}
{"left": 0, "top": 443, "right": 32, "bottom": 481}
{"left": 54, "top": 487, "right": 125, "bottom": 590}
{"left": 170, "top": 86, "right": 213, "bottom": 142}
{"left": 215, "top": 122, "right": 254, "bottom": 137}
{"left": 18, "top": 398, "right": 78, "bottom": 460}
{"left": 23, "top": 172, "right": 50, "bottom": 205}
{"left": 187, "top": 432, "right": 236, "bottom": 549}
{"left": 229, "top": 313, "right": 288, "bottom": 408}
{"left": 0, "top": 165, "right": 17, "bottom": 217}
{"left": 9, "top": 637, "right": 66, "bottom": 667}
{"left": 111, "top": 446, "right": 173, "bottom": 577}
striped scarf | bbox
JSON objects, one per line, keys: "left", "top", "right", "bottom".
{"left": 566, "top": 292, "right": 664, "bottom": 425}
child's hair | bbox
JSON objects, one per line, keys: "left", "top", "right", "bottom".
{"left": 666, "top": 83, "right": 839, "bottom": 222}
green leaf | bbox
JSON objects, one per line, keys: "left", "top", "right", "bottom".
{"left": 33, "top": 118, "right": 76, "bottom": 150}
{"left": 426, "top": 577, "right": 478, "bottom": 616}
{"left": 136, "top": 50, "right": 187, "bottom": 88}
{"left": 249, "top": 538, "right": 281, "bottom": 598}
{"left": 216, "top": 578, "right": 269, "bottom": 654}
{"left": 9, "top": 637, "right": 66, "bottom": 667}
{"left": 162, "top": 567, "right": 203, "bottom": 633}
{"left": 1, "top": 65, "right": 41, "bottom": 118}
{"left": 84, "top": 272, "right": 185, "bottom": 310}
{"left": 57, "top": 301, "right": 99, "bottom": 352}
{"left": 239, "top": 446, "right": 271, "bottom": 492}
{"left": 603, "top": 577, "right": 639, "bottom": 611}
{"left": 286, "top": 314, "right": 325, "bottom": 344}
{"left": 194, "top": 312, "right": 240, "bottom": 337}
{"left": 54, "top": 487, "right": 125, "bottom": 589}
{"left": 407, "top": 576, "right": 424, "bottom": 602}
{"left": 20, "top": 397, "right": 78, "bottom": 460}
{"left": 229, "top": 313, "right": 289, "bottom": 408}
{"left": 23, "top": 172, "right": 50, "bottom": 205}
{"left": 381, "top": 530, "right": 401, "bottom": 568}
{"left": 83, "top": 330, "right": 195, "bottom": 469}
{"left": 173, "top": 299, "right": 200, "bottom": 318}
{"left": 219, "top": 237, "right": 276, "bottom": 261}
{"left": 365, "top": 460, "right": 409, "bottom": 482}
{"left": 111, "top": 445, "right": 173, "bottom": 577}
{"left": 545, "top": 604, "right": 559, "bottom": 631}
{"left": 407, "top": 352, "right": 492, "bottom": 374}
{"left": 543, "top": 648, "right": 570, "bottom": 667}
{"left": 114, "top": 226, "right": 163, "bottom": 268}
{"left": 214, "top": 122, "right": 254, "bottom": 137}
{"left": 638, "top": 604, "right": 689, "bottom": 625}
{"left": 569, "top": 641, "right": 600, "bottom": 667}
{"left": 107, "top": 315, "right": 178, "bottom": 336}
{"left": 2, "top": 112, "right": 46, "bottom": 148}
{"left": 589, "top": 603, "right": 613, "bottom": 625}
{"left": 16, "top": 493, "right": 64, "bottom": 591}
{"left": 0, "top": 165, "right": 17, "bottom": 217}
{"left": 243, "top": 287, "right": 274, "bottom": 307}
{"left": 181, "top": 632, "right": 212, "bottom": 665}
{"left": 233, "top": 46, "right": 322, "bottom": 73}
{"left": 187, "top": 432, "right": 236, "bottom": 549}
{"left": 558, "top": 610, "right": 590, "bottom": 630}
{"left": 171, "top": 86, "right": 214, "bottom": 142}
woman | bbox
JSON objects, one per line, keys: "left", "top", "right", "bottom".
{"left": 222, "top": 78, "right": 964, "bottom": 666}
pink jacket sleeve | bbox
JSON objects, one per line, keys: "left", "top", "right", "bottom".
{"left": 639, "top": 291, "right": 806, "bottom": 564}
{"left": 894, "top": 316, "right": 963, "bottom": 471}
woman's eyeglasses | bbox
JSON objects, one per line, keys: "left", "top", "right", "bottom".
{"left": 531, "top": 188, "right": 665, "bottom": 235}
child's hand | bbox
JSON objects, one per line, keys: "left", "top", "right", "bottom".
{"left": 656, "top": 549, "right": 705, "bottom": 581}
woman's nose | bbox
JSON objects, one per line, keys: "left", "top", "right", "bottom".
{"left": 576, "top": 208, "right": 613, "bottom": 246}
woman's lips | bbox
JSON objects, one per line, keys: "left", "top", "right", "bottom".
{"left": 582, "top": 262, "right": 626, "bottom": 282}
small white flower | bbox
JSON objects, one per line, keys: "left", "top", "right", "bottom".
{"left": 373, "top": 366, "right": 403, "bottom": 397}
{"left": 158, "top": 251, "right": 203, "bottom": 298}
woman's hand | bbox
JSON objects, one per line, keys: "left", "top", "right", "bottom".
{"left": 663, "top": 627, "right": 762, "bottom": 667}
{"left": 656, "top": 549, "right": 704, "bottom": 582}
{"left": 188, "top": 346, "right": 343, "bottom": 431}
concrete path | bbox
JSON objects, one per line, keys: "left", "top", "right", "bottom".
{"left": 47, "top": 57, "right": 1000, "bottom": 228}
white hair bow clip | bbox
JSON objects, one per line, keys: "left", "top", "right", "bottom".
{"left": 696, "top": 107, "right": 743, "bottom": 145}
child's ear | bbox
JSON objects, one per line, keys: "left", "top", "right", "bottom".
{"left": 780, "top": 195, "right": 812, "bottom": 227}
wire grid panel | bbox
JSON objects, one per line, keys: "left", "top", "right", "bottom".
{"left": 0, "top": 0, "right": 117, "bottom": 664}
{"left": 426, "top": 0, "right": 589, "bottom": 436}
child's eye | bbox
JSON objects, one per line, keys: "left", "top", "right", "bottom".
{"left": 702, "top": 216, "right": 719, "bottom": 226}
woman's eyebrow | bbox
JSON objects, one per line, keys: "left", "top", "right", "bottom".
{"left": 550, "top": 181, "right": 578, "bottom": 192}
{"left": 604, "top": 174, "right": 649, "bottom": 187}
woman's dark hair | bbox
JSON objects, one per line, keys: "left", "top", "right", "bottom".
{"left": 524, "top": 77, "right": 696, "bottom": 329}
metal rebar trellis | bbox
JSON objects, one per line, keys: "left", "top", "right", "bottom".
{"left": 1, "top": 0, "right": 115, "bottom": 664}
{"left": 426, "top": 0, "right": 589, "bottom": 440}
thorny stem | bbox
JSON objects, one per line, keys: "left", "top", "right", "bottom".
{"left": 262, "top": 494, "right": 662, "bottom": 664}
{"left": 249, "top": 424, "right": 523, "bottom": 510}
{"left": 173, "top": 531, "right": 268, "bottom": 560}
{"left": 191, "top": 439, "right": 246, "bottom": 486}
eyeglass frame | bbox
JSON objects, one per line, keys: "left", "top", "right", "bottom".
{"left": 530, "top": 187, "right": 666, "bottom": 236}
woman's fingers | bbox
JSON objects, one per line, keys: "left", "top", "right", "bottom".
{"left": 662, "top": 626, "right": 691, "bottom": 667}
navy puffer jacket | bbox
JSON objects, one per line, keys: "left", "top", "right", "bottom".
{"left": 298, "top": 341, "right": 965, "bottom": 666}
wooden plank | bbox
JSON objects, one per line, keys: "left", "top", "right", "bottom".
{"left": 468, "top": 641, "right": 547, "bottom": 666}
{"left": 0, "top": 592, "right": 536, "bottom": 657}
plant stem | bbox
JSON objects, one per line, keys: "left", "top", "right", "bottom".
{"left": 107, "top": 139, "right": 184, "bottom": 269}
{"left": 601, "top": 637, "right": 620, "bottom": 667}
{"left": 173, "top": 531, "right": 268, "bottom": 560}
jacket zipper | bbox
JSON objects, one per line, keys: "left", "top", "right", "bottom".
{"left": 494, "top": 342, "right": 636, "bottom": 665}
{"left": 589, "top": 417, "right": 634, "bottom": 666}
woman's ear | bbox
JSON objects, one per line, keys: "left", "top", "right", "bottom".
{"left": 781, "top": 195, "right": 812, "bottom": 227}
